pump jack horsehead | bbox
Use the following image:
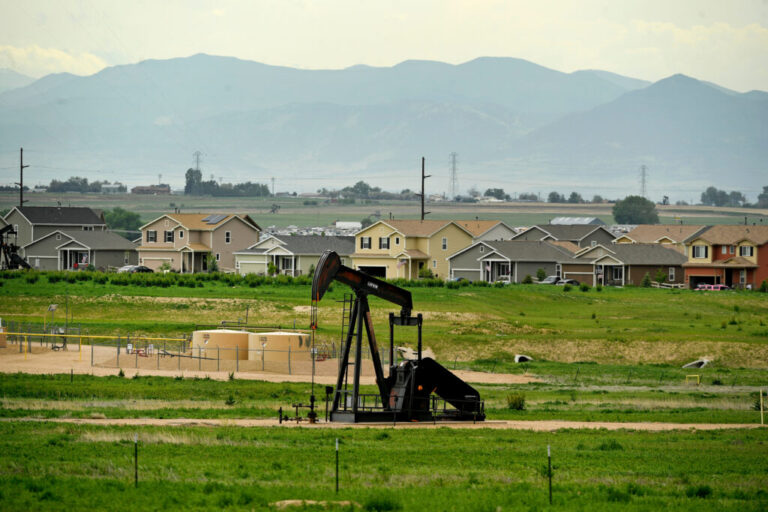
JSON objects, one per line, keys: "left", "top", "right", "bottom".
{"left": 311, "top": 250, "right": 485, "bottom": 423}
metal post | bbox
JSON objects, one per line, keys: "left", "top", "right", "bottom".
{"left": 761, "top": 389, "right": 765, "bottom": 426}
{"left": 117, "top": 337, "right": 120, "bottom": 367}
{"left": 548, "top": 445, "right": 552, "bottom": 505}
{"left": 262, "top": 346, "right": 265, "bottom": 371}
{"left": 217, "top": 347, "right": 220, "bottom": 372}
{"left": 79, "top": 335, "right": 82, "bottom": 361}
{"left": 198, "top": 347, "right": 201, "bottom": 371}
{"left": 134, "top": 433, "right": 139, "bottom": 487}
{"left": 236, "top": 346, "right": 239, "bottom": 372}
{"left": 24, "top": 335, "right": 28, "bottom": 360}
{"left": 335, "top": 438, "right": 339, "bottom": 493}
{"left": 91, "top": 342, "right": 94, "bottom": 366}
{"left": 135, "top": 344, "right": 138, "bottom": 369}
{"left": 288, "top": 346, "right": 291, "bottom": 375}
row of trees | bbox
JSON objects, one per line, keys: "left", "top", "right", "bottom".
{"left": 699, "top": 185, "right": 768, "bottom": 209}
{"left": 47, "top": 177, "right": 126, "bottom": 193}
{"left": 184, "top": 169, "right": 270, "bottom": 197}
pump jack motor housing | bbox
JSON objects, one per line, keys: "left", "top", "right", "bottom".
{"left": 311, "top": 250, "right": 484, "bottom": 423}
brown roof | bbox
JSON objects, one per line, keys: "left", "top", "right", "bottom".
{"left": 454, "top": 220, "right": 502, "bottom": 237}
{"left": 683, "top": 256, "right": 758, "bottom": 268}
{"left": 164, "top": 213, "right": 260, "bottom": 231}
{"left": 548, "top": 240, "right": 580, "bottom": 253}
{"left": 403, "top": 249, "right": 429, "bottom": 259}
{"left": 381, "top": 220, "right": 453, "bottom": 237}
{"left": 623, "top": 224, "right": 706, "bottom": 244}
{"left": 689, "top": 225, "right": 768, "bottom": 245}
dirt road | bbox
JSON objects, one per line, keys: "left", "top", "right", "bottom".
{"left": 4, "top": 417, "right": 762, "bottom": 432}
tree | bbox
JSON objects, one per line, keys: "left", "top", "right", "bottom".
{"left": 184, "top": 168, "right": 202, "bottom": 195}
{"left": 104, "top": 207, "right": 142, "bottom": 239}
{"left": 207, "top": 254, "right": 219, "bottom": 273}
{"left": 613, "top": 195, "right": 659, "bottom": 224}
{"left": 654, "top": 268, "right": 667, "bottom": 284}
{"left": 518, "top": 193, "right": 538, "bottom": 201}
{"left": 547, "top": 191, "right": 565, "bottom": 203}
{"left": 591, "top": 195, "right": 603, "bottom": 204}
{"left": 700, "top": 186, "right": 745, "bottom": 207}
{"left": 757, "top": 186, "right": 768, "bottom": 208}
{"left": 641, "top": 272, "right": 652, "bottom": 287}
{"left": 536, "top": 268, "right": 547, "bottom": 281}
{"left": 484, "top": 188, "right": 506, "bottom": 200}
{"left": 567, "top": 192, "right": 583, "bottom": 204}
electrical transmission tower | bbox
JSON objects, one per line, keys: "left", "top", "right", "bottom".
{"left": 449, "top": 152, "right": 458, "bottom": 200}
{"left": 640, "top": 165, "right": 647, "bottom": 198}
{"left": 193, "top": 151, "right": 202, "bottom": 171}
{"left": 271, "top": 177, "right": 275, "bottom": 197}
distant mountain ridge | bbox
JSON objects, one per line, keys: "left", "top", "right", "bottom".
{"left": 0, "top": 54, "right": 764, "bottom": 199}
{"left": 0, "top": 68, "right": 34, "bottom": 94}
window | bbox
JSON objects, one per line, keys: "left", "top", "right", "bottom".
{"left": 740, "top": 269, "right": 746, "bottom": 284}
{"left": 164, "top": 230, "right": 174, "bottom": 243}
{"left": 179, "top": 231, "right": 184, "bottom": 239}
{"left": 164, "top": 219, "right": 170, "bottom": 227}
{"left": 225, "top": 231, "right": 231, "bottom": 244}
{"left": 669, "top": 267, "right": 675, "bottom": 281}
{"left": 147, "top": 230, "right": 157, "bottom": 243}
{"left": 395, "top": 237, "right": 400, "bottom": 245}
{"left": 56, "top": 233, "right": 61, "bottom": 241}
{"left": 555, "top": 263, "right": 562, "bottom": 277}
{"left": 379, "top": 237, "right": 389, "bottom": 250}
{"left": 612, "top": 266, "right": 623, "bottom": 280}
{"left": 479, "top": 246, "right": 484, "bottom": 253}
{"left": 739, "top": 245, "right": 754, "bottom": 257}
{"left": 34, "top": 258, "right": 39, "bottom": 268}
{"left": 236, "top": 261, "right": 240, "bottom": 270}
{"left": 432, "top": 259, "right": 437, "bottom": 268}
{"left": 441, "top": 237, "right": 447, "bottom": 250}
{"left": 692, "top": 245, "right": 708, "bottom": 258}
{"left": 730, "top": 245, "right": 735, "bottom": 254}
{"left": 361, "top": 237, "right": 371, "bottom": 249}
{"left": 591, "top": 240, "right": 597, "bottom": 247}
{"left": 82, "top": 226, "right": 94, "bottom": 231}
{"left": 721, "top": 246, "right": 727, "bottom": 255}
{"left": 216, "top": 253, "right": 220, "bottom": 261}
{"left": 124, "top": 252, "right": 129, "bottom": 264}
{"left": 13, "top": 224, "right": 18, "bottom": 233}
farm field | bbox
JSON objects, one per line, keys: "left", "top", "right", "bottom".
{"left": 2, "top": 191, "right": 765, "bottom": 228}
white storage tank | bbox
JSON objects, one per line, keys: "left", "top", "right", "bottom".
{"left": 191, "top": 329, "right": 249, "bottom": 360}
{"left": 248, "top": 331, "right": 311, "bottom": 362}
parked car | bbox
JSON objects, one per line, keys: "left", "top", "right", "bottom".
{"left": 117, "top": 265, "right": 154, "bottom": 274}
{"left": 536, "top": 275, "right": 561, "bottom": 285}
{"left": 447, "top": 276, "right": 468, "bottom": 283}
{"left": 556, "top": 278, "right": 580, "bottom": 286}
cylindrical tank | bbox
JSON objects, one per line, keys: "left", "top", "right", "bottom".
{"left": 191, "top": 329, "right": 249, "bottom": 360}
{"left": 248, "top": 331, "right": 311, "bottom": 362}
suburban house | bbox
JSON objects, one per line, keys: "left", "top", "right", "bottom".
{"left": 511, "top": 224, "right": 615, "bottom": 248}
{"left": 136, "top": 213, "right": 261, "bottom": 272}
{"left": 448, "top": 240, "right": 577, "bottom": 283}
{"left": 549, "top": 217, "right": 606, "bottom": 225}
{"left": 234, "top": 235, "right": 355, "bottom": 276}
{"left": 614, "top": 224, "right": 707, "bottom": 254}
{"left": 351, "top": 220, "right": 484, "bottom": 279}
{"left": 22, "top": 230, "right": 137, "bottom": 271}
{"left": 561, "top": 243, "right": 687, "bottom": 287}
{"left": 3, "top": 206, "right": 106, "bottom": 253}
{"left": 682, "top": 225, "right": 768, "bottom": 289}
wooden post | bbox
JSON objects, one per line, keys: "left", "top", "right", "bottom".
{"left": 24, "top": 335, "right": 27, "bottom": 360}
{"left": 335, "top": 438, "right": 339, "bottom": 493}
{"left": 548, "top": 445, "right": 552, "bottom": 505}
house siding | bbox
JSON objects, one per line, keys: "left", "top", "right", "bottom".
{"left": 428, "top": 224, "right": 473, "bottom": 279}
{"left": 581, "top": 229, "right": 615, "bottom": 248}
{"left": 139, "top": 250, "right": 180, "bottom": 271}
{"left": 519, "top": 262, "right": 559, "bottom": 282}
{"left": 449, "top": 245, "right": 486, "bottom": 277}
{"left": 477, "top": 224, "right": 516, "bottom": 241}
{"left": 210, "top": 217, "right": 260, "bottom": 270}
{"left": 5, "top": 210, "right": 32, "bottom": 250}
{"left": 513, "top": 227, "right": 548, "bottom": 241}
{"left": 626, "top": 265, "right": 684, "bottom": 286}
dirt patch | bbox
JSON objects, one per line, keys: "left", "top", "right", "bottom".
{"left": 6, "top": 417, "right": 761, "bottom": 432}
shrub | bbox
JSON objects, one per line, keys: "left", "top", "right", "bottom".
{"left": 363, "top": 495, "right": 402, "bottom": 511}
{"left": 225, "top": 394, "right": 236, "bottom": 406}
{"left": 606, "top": 487, "right": 631, "bottom": 503}
{"left": 522, "top": 274, "right": 533, "bottom": 284}
{"left": 117, "top": 369, "right": 125, "bottom": 378}
{"left": 579, "top": 283, "right": 590, "bottom": 292}
{"left": 562, "top": 283, "right": 572, "bottom": 292}
{"left": 418, "top": 266, "right": 434, "bottom": 279}
{"left": 685, "top": 485, "right": 712, "bottom": 498}
{"left": 641, "top": 272, "right": 652, "bottom": 287}
{"left": 760, "top": 280, "right": 768, "bottom": 293}
{"left": 536, "top": 268, "right": 546, "bottom": 281}
{"left": 598, "top": 439, "right": 623, "bottom": 451}
{"left": 596, "top": 283, "right": 603, "bottom": 292}
{"left": 472, "top": 280, "right": 490, "bottom": 287}
{"left": 24, "top": 272, "right": 40, "bottom": 284}
{"left": 493, "top": 281, "right": 505, "bottom": 288}
{"left": 446, "top": 280, "right": 460, "bottom": 289}
{"left": 267, "top": 262, "right": 278, "bottom": 276}
{"left": 654, "top": 268, "right": 666, "bottom": 284}
{"left": 506, "top": 393, "right": 526, "bottom": 410}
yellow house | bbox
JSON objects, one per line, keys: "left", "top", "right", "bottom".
{"left": 351, "top": 220, "right": 482, "bottom": 279}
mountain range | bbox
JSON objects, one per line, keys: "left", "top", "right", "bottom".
{"left": 0, "top": 54, "right": 765, "bottom": 199}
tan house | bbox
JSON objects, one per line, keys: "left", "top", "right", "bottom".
{"left": 136, "top": 213, "right": 261, "bottom": 272}
{"left": 614, "top": 225, "right": 707, "bottom": 254}
{"left": 234, "top": 235, "right": 354, "bottom": 276}
{"left": 351, "top": 219, "right": 484, "bottom": 279}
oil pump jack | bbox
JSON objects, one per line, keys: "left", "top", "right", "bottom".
{"left": 311, "top": 250, "right": 484, "bottom": 423}
{"left": 0, "top": 224, "right": 30, "bottom": 270}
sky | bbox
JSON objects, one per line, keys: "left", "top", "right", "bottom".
{"left": 1, "top": 0, "right": 767, "bottom": 92}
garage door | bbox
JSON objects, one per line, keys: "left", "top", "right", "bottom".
{"left": 358, "top": 266, "right": 386, "bottom": 278}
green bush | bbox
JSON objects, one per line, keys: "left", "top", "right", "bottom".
{"left": 685, "top": 485, "right": 712, "bottom": 498}
{"left": 596, "top": 283, "right": 603, "bottom": 292}
{"left": 760, "top": 280, "right": 768, "bottom": 293}
{"left": 505, "top": 392, "right": 525, "bottom": 410}
{"left": 579, "top": 283, "right": 590, "bottom": 292}
{"left": 446, "top": 280, "right": 460, "bottom": 289}
{"left": 641, "top": 272, "right": 652, "bottom": 287}
{"left": 24, "top": 272, "right": 40, "bottom": 284}
{"left": 418, "top": 266, "right": 434, "bottom": 279}
{"left": 562, "top": 283, "right": 572, "bottom": 292}
{"left": 522, "top": 274, "right": 533, "bottom": 284}
{"left": 536, "top": 268, "right": 546, "bottom": 281}
{"left": 654, "top": 268, "right": 666, "bottom": 284}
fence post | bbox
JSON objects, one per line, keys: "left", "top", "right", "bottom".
{"left": 117, "top": 337, "right": 120, "bottom": 367}
{"left": 178, "top": 346, "right": 181, "bottom": 371}
{"left": 236, "top": 346, "right": 239, "bottom": 372}
{"left": 198, "top": 347, "right": 202, "bottom": 371}
{"left": 91, "top": 340, "right": 94, "bottom": 366}
{"left": 262, "top": 347, "right": 265, "bottom": 371}
{"left": 288, "top": 346, "right": 291, "bottom": 375}
{"left": 135, "top": 343, "right": 138, "bottom": 369}
{"left": 217, "top": 347, "right": 220, "bottom": 372}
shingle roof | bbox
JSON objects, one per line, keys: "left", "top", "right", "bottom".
{"left": 623, "top": 224, "right": 706, "bottom": 243}
{"left": 547, "top": 240, "right": 580, "bottom": 254}
{"left": 59, "top": 230, "right": 136, "bottom": 250}
{"left": 595, "top": 243, "right": 687, "bottom": 265}
{"left": 162, "top": 213, "right": 260, "bottom": 231}
{"left": 484, "top": 240, "right": 575, "bottom": 262}
{"left": 16, "top": 206, "right": 104, "bottom": 225}
{"left": 278, "top": 236, "right": 355, "bottom": 255}
{"left": 454, "top": 220, "right": 503, "bottom": 237}
{"left": 683, "top": 256, "right": 758, "bottom": 268}
{"left": 381, "top": 220, "right": 453, "bottom": 237}
{"left": 536, "top": 224, "right": 607, "bottom": 240}
{"left": 688, "top": 225, "right": 768, "bottom": 245}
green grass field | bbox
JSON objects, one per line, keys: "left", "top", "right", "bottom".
{"left": 1, "top": 420, "right": 767, "bottom": 511}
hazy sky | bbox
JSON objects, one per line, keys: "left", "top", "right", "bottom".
{"left": 1, "top": 0, "right": 767, "bottom": 92}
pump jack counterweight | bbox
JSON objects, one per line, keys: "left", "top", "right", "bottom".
{"left": 311, "top": 251, "right": 484, "bottom": 423}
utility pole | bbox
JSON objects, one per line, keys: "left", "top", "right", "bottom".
{"left": 419, "top": 157, "right": 431, "bottom": 221}
{"left": 16, "top": 147, "right": 29, "bottom": 208}
{"left": 640, "top": 165, "right": 647, "bottom": 199}
{"left": 271, "top": 177, "right": 275, "bottom": 197}
{"left": 193, "top": 151, "right": 202, "bottom": 171}
{"left": 449, "top": 152, "right": 458, "bottom": 200}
